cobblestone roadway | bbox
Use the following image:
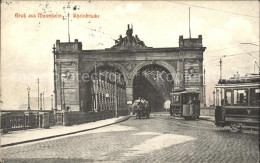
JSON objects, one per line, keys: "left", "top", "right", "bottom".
{"left": 1, "top": 116, "right": 259, "bottom": 163}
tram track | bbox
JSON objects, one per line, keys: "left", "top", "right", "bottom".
{"left": 151, "top": 116, "right": 258, "bottom": 134}
{"left": 152, "top": 116, "right": 229, "bottom": 130}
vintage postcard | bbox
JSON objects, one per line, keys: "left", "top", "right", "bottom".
{"left": 1, "top": 1, "right": 259, "bottom": 162}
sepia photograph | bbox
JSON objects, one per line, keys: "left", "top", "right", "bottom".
{"left": 1, "top": 0, "right": 259, "bottom": 162}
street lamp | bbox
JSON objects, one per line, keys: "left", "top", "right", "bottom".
{"left": 51, "top": 94, "right": 53, "bottom": 110}
{"left": 114, "top": 70, "right": 118, "bottom": 118}
{"left": 27, "top": 87, "right": 31, "bottom": 110}
{"left": 213, "top": 91, "right": 216, "bottom": 106}
{"left": 52, "top": 44, "right": 58, "bottom": 110}
{"left": 40, "top": 93, "right": 42, "bottom": 110}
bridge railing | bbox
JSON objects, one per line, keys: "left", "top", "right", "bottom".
{"left": 61, "top": 109, "right": 129, "bottom": 126}
{"left": 1, "top": 110, "right": 55, "bottom": 134}
{"left": 1, "top": 108, "right": 129, "bottom": 134}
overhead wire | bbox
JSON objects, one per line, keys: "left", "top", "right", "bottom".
{"left": 204, "top": 51, "right": 260, "bottom": 65}
{"left": 204, "top": 41, "right": 259, "bottom": 55}
{"left": 170, "top": 1, "right": 259, "bottom": 19}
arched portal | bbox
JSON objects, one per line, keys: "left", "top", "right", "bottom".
{"left": 84, "top": 65, "right": 126, "bottom": 113}
{"left": 133, "top": 64, "right": 174, "bottom": 112}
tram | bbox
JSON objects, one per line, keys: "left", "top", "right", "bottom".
{"left": 215, "top": 73, "right": 260, "bottom": 132}
{"left": 170, "top": 89, "right": 200, "bottom": 120}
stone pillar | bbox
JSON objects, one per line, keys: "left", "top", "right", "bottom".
{"left": 39, "top": 112, "right": 50, "bottom": 129}
{"left": 24, "top": 111, "right": 32, "bottom": 129}
{"left": 126, "top": 85, "right": 133, "bottom": 114}
{"left": 1, "top": 112, "right": 11, "bottom": 134}
{"left": 55, "top": 111, "right": 63, "bottom": 125}
{"left": 126, "top": 85, "right": 133, "bottom": 103}
{"left": 176, "top": 59, "right": 185, "bottom": 90}
{"left": 198, "top": 59, "right": 204, "bottom": 106}
{"left": 62, "top": 110, "right": 69, "bottom": 126}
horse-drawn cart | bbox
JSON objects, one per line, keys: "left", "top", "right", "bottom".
{"left": 132, "top": 99, "right": 151, "bottom": 119}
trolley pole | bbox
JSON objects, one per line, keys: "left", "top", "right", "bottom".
{"left": 219, "top": 58, "right": 223, "bottom": 103}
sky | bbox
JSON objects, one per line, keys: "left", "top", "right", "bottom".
{"left": 1, "top": 1, "right": 259, "bottom": 109}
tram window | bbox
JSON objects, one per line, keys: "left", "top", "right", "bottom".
{"left": 233, "top": 89, "right": 247, "bottom": 105}
{"left": 225, "top": 90, "right": 232, "bottom": 105}
{"left": 176, "top": 95, "right": 179, "bottom": 102}
{"left": 250, "top": 88, "right": 260, "bottom": 106}
{"left": 182, "top": 96, "right": 187, "bottom": 104}
{"left": 173, "top": 95, "right": 180, "bottom": 103}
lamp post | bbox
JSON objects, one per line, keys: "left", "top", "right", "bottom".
{"left": 51, "top": 94, "right": 53, "bottom": 110}
{"left": 40, "top": 93, "right": 42, "bottom": 110}
{"left": 52, "top": 44, "right": 58, "bottom": 110}
{"left": 43, "top": 92, "right": 45, "bottom": 110}
{"left": 37, "top": 77, "right": 40, "bottom": 110}
{"left": 213, "top": 91, "right": 216, "bottom": 106}
{"left": 114, "top": 70, "right": 118, "bottom": 118}
{"left": 27, "top": 87, "right": 31, "bottom": 110}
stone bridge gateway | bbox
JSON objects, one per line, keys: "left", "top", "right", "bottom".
{"left": 54, "top": 25, "right": 206, "bottom": 113}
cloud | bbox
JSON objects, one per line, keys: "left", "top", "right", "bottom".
{"left": 115, "top": 3, "right": 142, "bottom": 15}
{"left": 225, "top": 17, "right": 255, "bottom": 43}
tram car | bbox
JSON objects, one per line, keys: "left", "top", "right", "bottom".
{"left": 170, "top": 90, "right": 200, "bottom": 120}
{"left": 132, "top": 99, "right": 151, "bottom": 119}
{"left": 215, "top": 73, "right": 260, "bottom": 132}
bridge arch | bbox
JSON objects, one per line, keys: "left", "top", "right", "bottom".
{"left": 129, "top": 60, "right": 177, "bottom": 86}
{"left": 128, "top": 61, "right": 177, "bottom": 111}
{"left": 83, "top": 62, "right": 130, "bottom": 85}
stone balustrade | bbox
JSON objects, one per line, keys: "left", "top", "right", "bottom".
{"left": 1, "top": 108, "right": 129, "bottom": 134}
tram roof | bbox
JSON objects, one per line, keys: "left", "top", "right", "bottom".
{"left": 218, "top": 73, "right": 260, "bottom": 85}
{"left": 215, "top": 83, "right": 260, "bottom": 88}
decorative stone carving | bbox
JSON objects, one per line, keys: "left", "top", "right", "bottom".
{"left": 61, "top": 62, "right": 77, "bottom": 68}
{"left": 111, "top": 24, "right": 147, "bottom": 50}
{"left": 121, "top": 62, "right": 137, "bottom": 72}
{"left": 177, "top": 58, "right": 184, "bottom": 62}
{"left": 185, "top": 59, "right": 200, "bottom": 64}
{"left": 64, "top": 89, "right": 78, "bottom": 102}
{"left": 165, "top": 60, "right": 177, "bottom": 70}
